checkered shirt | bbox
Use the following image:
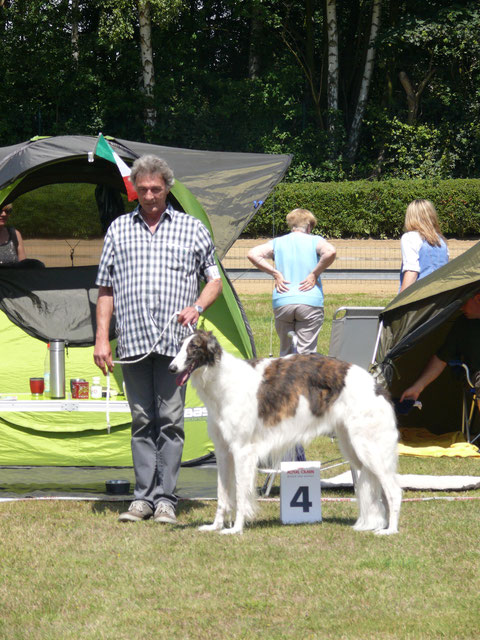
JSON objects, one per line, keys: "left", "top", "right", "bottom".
{"left": 96, "top": 203, "right": 217, "bottom": 358}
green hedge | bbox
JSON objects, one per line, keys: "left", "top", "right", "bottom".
{"left": 10, "top": 184, "right": 133, "bottom": 239}
{"left": 244, "top": 178, "right": 480, "bottom": 239}
{"left": 8, "top": 178, "right": 480, "bottom": 240}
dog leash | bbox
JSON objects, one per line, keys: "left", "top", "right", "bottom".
{"left": 104, "top": 311, "right": 195, "bottom": 433}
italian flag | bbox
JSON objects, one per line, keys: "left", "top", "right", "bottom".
{"left": 94, "top": 133, "right": 138, "bottom": 201}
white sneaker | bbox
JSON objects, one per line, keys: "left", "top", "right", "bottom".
{"left": 118, "top": 500, "right": 153, "bottom": 522}
{"left": 153, "top": 501, "right": 177, "bottom": 524}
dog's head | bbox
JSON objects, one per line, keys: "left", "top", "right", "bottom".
{"left": 169, "top": 330, "right": 222, "bottom": 386}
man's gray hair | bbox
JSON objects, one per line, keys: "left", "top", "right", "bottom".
{"left": 130, "top": 155, "right": 175, "bottom": 190}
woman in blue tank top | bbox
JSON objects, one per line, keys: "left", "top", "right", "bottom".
{"left": 247, "top": 209, "right": 336, "bottom": 355}
{"left": 399, "top": 199, "right": 449, "bottom": 292}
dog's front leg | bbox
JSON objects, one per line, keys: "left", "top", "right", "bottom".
{"left": 199, "top": 438, "right": 233, "bottom": 532}
{"left": 220, "top": 447, "right": 257, "bottom": 535}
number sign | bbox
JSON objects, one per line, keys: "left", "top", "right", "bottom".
{"left": 280, "top": 461, "right": 322, "bottom": 525}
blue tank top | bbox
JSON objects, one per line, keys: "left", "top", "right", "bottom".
{"left": 400, "top": 233, "right": 448, "bottom": 288}
{"left": 272, "top": 232, "right": 324, "bottom": 309}
{"left": 418, "top": 239, "right": 448, "bottom": 279}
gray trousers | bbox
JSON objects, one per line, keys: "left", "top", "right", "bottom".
{"left": 274, "top": 304, "right": 325, "bottom": 356}
{"left": 121, "top": 354, "right": 186, "bottom": 508}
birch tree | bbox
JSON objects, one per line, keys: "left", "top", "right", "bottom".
{"left": 346, "top": 0, "right": 382, "bottom": 163}
{"left": 98, "top": 0, "right": 184, "bottom": 131}
{"left": 325, "top": 0, "right": 338, "bottom": 153}
{"left": 138, "top": 0, "right": 155, "bottom": 128}
{"left": 248, "top": 0, "right": 263, "bottom": 79}
{"left": 70, "top": 0, "right": 79, "bottom": 63}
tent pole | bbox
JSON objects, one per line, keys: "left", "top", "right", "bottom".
{"left": 371, "top": 319, "right": 383, "bottom": 366}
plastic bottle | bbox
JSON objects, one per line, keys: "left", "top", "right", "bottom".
{"left": 44, "top": 343, "right": 51, "bottom": 396}
{"left": 91, "top": 376, "right": 102, "bottom": 399}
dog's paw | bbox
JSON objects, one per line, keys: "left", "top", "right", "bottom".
{"left": 354, "top": 516, "right": 388, "bottom": 532}
{"left": 353, "top": 519, "right": 375, "bottom": 532}
{"left": 374, "top": 527, "right": 398, "bottom": 536}
{"left": 219, "top": 526, "right": 243, "bottom": 535}
{"left": 198, "top": 523, "right": 222, "bottom": 532}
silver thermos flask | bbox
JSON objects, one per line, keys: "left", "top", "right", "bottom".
{"left": 50, "top": 339, "right": 66, "bottom": 399}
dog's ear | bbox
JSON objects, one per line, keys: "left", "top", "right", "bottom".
{"left": 206, "top": 331, "right": 216, "bottom": 352}
{"left": 206, "top": 332, "right": 221, "bottom": 361}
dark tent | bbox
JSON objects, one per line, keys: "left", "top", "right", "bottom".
{"left": 373, "top": 241, "right": 480, "bottom": 436}
{"left": 0, "top": 135, "right": 291, "bottom": 466}
{"left": 0, "top": 135, "right": 292, "bottom": 258}
{"left": 0, "top": 135, "right": 291, "bottom": 348}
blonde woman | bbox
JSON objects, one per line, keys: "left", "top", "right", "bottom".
{"left": 247, "top": 208, "right": 336, "bottom": 355}
{"left": 399, "top": 199, "right": 449, "bottom": 292}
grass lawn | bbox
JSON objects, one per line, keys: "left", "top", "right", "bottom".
{"left": 1, "top": 292, "right": 480, "bottom": 640}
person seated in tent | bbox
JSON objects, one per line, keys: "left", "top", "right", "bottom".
{"left": 0, "top": 203, "right": 26, "bottom": 265}
{"left": 0, "top": 202, "right": 45, "bottom": 268}
{"left": 247, "top": 208, "right": 336, "bottom": 356}
{"left": 400, "top": 292, "right": 480, "bottom": 407}
{"left": 399, "top": 199, "right": 449, "bottom": 292}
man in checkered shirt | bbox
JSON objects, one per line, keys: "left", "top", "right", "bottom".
{"left": 94, "top": 155, "right": 222, "bottom": 525}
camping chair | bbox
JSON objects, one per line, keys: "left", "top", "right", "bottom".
{"left": 327, "top": 308, "right": 384, "bottom": 487}
{"left": 448, "top": 361, "right": 480, "bottom": 445}
{"left": 328, "top": 307, "right": 384, "bottom": 370}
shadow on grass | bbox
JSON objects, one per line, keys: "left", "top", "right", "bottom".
{"left": 250, "top": 515, "right": 355, "bottom": 530}
{"left": 168, "top": 513, "right": 355, "bottom": 532}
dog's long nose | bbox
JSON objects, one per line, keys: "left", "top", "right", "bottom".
{"left": 168, "top": 362, "right": 178, "bottom": 373}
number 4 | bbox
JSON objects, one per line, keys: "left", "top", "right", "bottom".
{"left": 290, "top": 486, "right": 312, "bottom": 512}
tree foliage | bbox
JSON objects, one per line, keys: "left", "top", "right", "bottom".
{"left": 0, "top": 0, "right": 479, "bottom": 180}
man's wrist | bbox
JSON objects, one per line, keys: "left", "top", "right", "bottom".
{"left": 194, "top": 304, "right": 203, "bottom": 314}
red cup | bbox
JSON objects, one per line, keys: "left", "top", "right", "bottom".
{"left": 30, "top": 377, "right": 45, "bottom": 396}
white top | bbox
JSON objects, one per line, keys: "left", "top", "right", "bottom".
{"left": 400, "top": 231, "right": 449, "bottom": 273}
{"left": 401, "top": 231, "right": 424, "bottom": 272}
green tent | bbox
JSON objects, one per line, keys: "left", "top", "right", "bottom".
{"left": 0, "top": 135, "right": 291, "bottom": 466}
{"left": 373, "top": 241, "right": 480, "bottom": 435}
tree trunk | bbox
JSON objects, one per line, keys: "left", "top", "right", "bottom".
{"left": 398, "top": 71, "right": 417, "bottom": 124}
{"left": 248, "top": 1, "right": 262, "bottom": 80}
{"left": 399, "top": 67, "right": 436, "bottom": 125}
{"left": 346, "top": 0, "right": 382, "bottom": 163}
{"left": 305, "top": 0, "right": 322, "bottom": 126}
{"left": 279, "top": 0, "right": 323, "bottom": 128}
{"left": 326, "top": 0, "right": 339, "bottom": 153}
{"left": 138, "top": 0, "right": 157, "bottom": 130}
{"left": 71, "top": 0, "right": 79, "bottom": 64}
{"left": 305, "top": 0, "right": 315, "bottom": 89}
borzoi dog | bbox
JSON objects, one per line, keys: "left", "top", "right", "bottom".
{"left": 169, "top": 330, "right": 401, "bottom": 535}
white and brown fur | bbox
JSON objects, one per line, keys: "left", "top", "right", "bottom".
{"left": 169, "top": 330, "right": 401, "bottom": 535}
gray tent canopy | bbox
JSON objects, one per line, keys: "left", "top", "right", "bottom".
{"left": 373, "top": 241, "right": 480, "bottom": 435}
{"left": 0, "top": 135, "right": 292, "bottom": 258}
{"left": 0, "top": 135, "right": 291, "bottom": 350}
